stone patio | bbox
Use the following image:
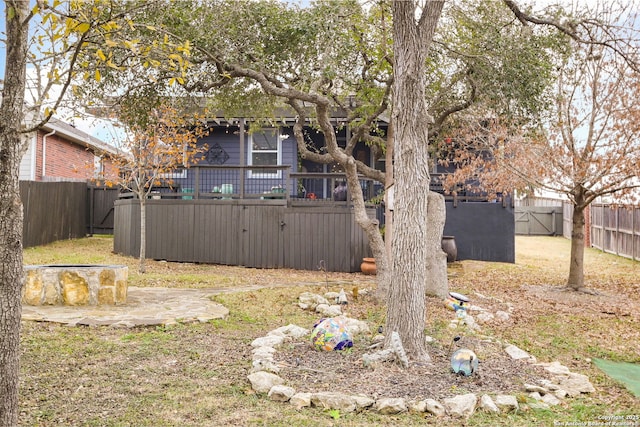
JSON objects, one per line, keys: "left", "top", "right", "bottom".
{"left": 21, "top": 287, "right": 230, "bottom": 327}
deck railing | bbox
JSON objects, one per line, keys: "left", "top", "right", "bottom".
{"left": 119, "top": 165, "right": 383, "bottom": 205}
{"left": 118, "top": 166, "right": 504, "bottom": 206}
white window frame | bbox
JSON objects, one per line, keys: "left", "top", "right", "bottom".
{"left": 248, "top": 127, "right": 282, "bottom": 178}
{"left": 93, "top": 155, "right": 104, "bottom": 178}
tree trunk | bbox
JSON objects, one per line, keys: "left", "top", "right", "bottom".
{"left": 379, "top": 121, "right": 395, "bottom": 301}
{"left": 139, "top": 198, "right": 147, "bottom": 273}
{"left": 567, "top": 203, "right": 586, "bottom": 290}
{"left": 385, "top": 0, "right": 445, "bottom": 363}
{"left": 0, "top": 2, "right": 29, "bottom": 424}
{"left": 425, "top": 191, "right": 448, "bottom": 298}
{"left": 314, "top": 104, "right": 389, "bottom": 284}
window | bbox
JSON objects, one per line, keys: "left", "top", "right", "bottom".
{"left": 249, "top": 128, "right": 281, "bottom": 177}
{"left": 93, "top": 155, "right": 104, "bottom": 178}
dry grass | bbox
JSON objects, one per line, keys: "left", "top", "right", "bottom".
{"left": 18, "top": 236, "right": 640, "bottom": 426}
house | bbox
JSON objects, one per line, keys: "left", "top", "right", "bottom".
{"left": 147, "top": 115, "right": 384, "bottom": 202}
{"left": 20, "top": 117, "right": 120, "bottom": 182}
{"left": 113, "top": 112, "right": 515, "bottom": 271}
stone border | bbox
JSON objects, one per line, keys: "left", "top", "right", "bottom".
{"left": 246, "top": 291, "right": 595, "bottom": 420}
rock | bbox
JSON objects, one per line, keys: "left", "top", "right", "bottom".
{"left": 269, "top": 324, "right": 309, "bottom": 339}
{"left": 324, "top": 291, "right": 340, "bottom": 301}
{"left": 250, "top": 359, "right": 280, "bottom": 374}
{"left": 268, "top": 385, "right": 296, "bottom": 402}
{"left": 315, "top": 303, "right": 342, "bottom": 317}
{"left": 443, "top": 393, "right": 477, "bottom": 418}
{"left": 251, "top": 335, "right": 286, "bottom": 348}
{"left": 524, "top": 383, "right": 548, "bottom": 394}
{"left": 537, "top": 361, "right": 571, "bottom": 377}
{"left": 425, "top": 399, "right": 446, "bottom": 417}
{"left": 479, "top": 394, "right": 500, "bottom": 413}
{"left": 541, "top": 393, "right": 562, "bottom": 406}
{"left": 298, "top": 292, "right": 329, "bottom": 309}
{"left": 311, "top": 392, "right": 358, "bottom": 413}
{"left": 376, "top": 398, "right": 407, "bottom": 415}
{"left": 539, "top": 379, "right": 561, "bottom": 391}
{"left": 339, "top": 316, "right": 370, "bottom": 335}
{"left": 337, "top": 289, "right": 348, "bottom": 305}
{"left": 311, "top": 391, "right": 375, "bottom": 412}
{"left": 353, "top": 394, "right": 376, "bottom": 410}
{"left": 247, "top": 371, "right": 284, "bottom": 394}
{"left": 494, "top": 394, "right": 519, "bottom": 412}
{"left": 529, "top": 392, "right": 542, "bottom": 400}
{"left": 289, "top": 392, "right": 312, "bottom": 409}
{"left": 504, "top": 344, "right": 536, "bottom": 362}
{"left": 495, "top": 310, "right": 510, "bottom": 321}
{"left": 408, "top": 400, "right": 427, "bottom": 413}
{"left": 362, "top": 348, "right": 395, "bottom": 367}
{"left": 476, "top": 312, "right": 495, "bottom": 324}
{"left": 557, "top": 373, "right": 595, "bottom": 396}
{"left": 554, "top": 389, "right": 568, "bottom": 399}
{"left": 252, "top": 346, "right": 277, "bottom": 361}
{"left": 463, "top": 314, "right": 481, "bottom": 331}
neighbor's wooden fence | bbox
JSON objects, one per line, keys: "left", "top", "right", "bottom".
{"left": 514, "top": 198, "right": 563, "bottom": 236}
{"left": 21, "top": 181, "right": 87, "bottom": 248}
{"left": 589, "top": 203, "right": 640, "bottom": 261}
{"left": 21, "top": 181, "right": 120, "bottom": 248}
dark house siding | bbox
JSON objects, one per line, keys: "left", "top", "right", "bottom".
{"left": 171, "top": 125, "right": 299, "bottom": 196}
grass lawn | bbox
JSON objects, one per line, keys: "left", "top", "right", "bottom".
{"left": 19, "top": 235, "right": 639, "bottom": 426}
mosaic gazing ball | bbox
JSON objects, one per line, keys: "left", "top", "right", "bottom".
{"left": 310, "top": 317, "right": 353, "bottom": 351}
{"left": 451, "top": 348, "right": 479, "bottom": 376}
{"left": 444, "top": 291, "right": 469, "bottom": 312}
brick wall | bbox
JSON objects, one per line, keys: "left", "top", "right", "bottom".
{"left": 36, "top": 130, "right": 119, "bottom": 181}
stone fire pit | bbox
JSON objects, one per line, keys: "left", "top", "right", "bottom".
{"left": 23, "top": 265, "right": 128, "bottom": 306}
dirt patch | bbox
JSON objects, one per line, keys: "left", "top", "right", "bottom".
{"left": 521, "top": 284, "right": 638, "bottom": 318}
{"left": 274, "top": 334, "right": 549, "bottom": 402}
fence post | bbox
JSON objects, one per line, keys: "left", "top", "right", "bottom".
{"left": 88, "top": 185, "right": 95, "bottom": 235}
{"left": 194, "top": 167, "right": 200, "bottom": 200}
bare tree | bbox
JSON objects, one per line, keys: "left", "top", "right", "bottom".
{"left": 442, "top": 2, "right": 640, "bottom": 293}
{"left": 111, "top": 101, "right": 208, "bottom": 273}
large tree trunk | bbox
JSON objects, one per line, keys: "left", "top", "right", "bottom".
{"left": 0, "top": 2, "right": 29, "bottom": 424}
{"left": 425, "top": 191, "right": 448, "bottom": 298}
{"left": 385, "top": 0, "right": 445, "bottom": 363}
{"left": 567, "top": 203, "right": 586, "bottom": 291}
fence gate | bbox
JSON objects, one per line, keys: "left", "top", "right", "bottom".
{"left": 87, "top": 185, "right": 120, "bottom": 235}
{"left": 515, "top": 206, "right": 563, "bottom": 235}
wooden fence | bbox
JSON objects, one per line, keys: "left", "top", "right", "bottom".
{"left": 21, "top": 181, "right": 119, "bottom": 248}
{"left": 21, "top": 181, "right": 88, "bottom": 248}
{"left": 514, "top": 206, "right": 563, "bottom": 236}
{"left": 114, "top": 198, "right": 375, "bottom": 272}
{"left": 589, "top": 203, "right": 640, "bottom": 261}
